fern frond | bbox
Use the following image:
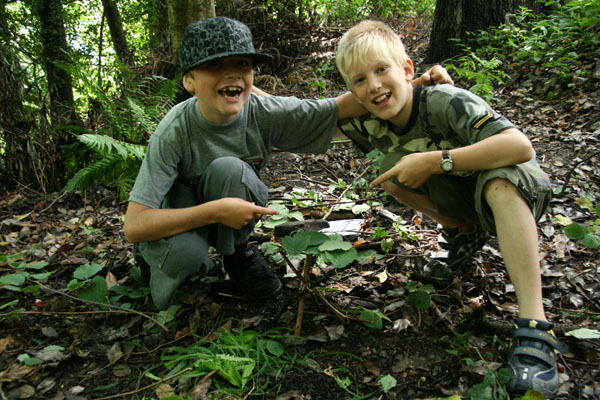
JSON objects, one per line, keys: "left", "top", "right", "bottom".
{"left": 64, "top": 153, "right": 142, "bottom": 193}
{"left": 127, "top": 98, "right": 158, "bottom": 137}
{"left": 77, "top": 134, "right": 145, "bottom": 160}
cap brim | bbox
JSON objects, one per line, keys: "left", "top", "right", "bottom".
{"left": 183, "top": 51, "right": 273, "bottom": 74}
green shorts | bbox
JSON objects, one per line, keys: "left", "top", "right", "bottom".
{"left": 380, "top": 151, "right": 552, "bottom": 233}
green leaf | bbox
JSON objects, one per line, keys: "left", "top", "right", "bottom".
{"left": 157, "top": 304, "right": 181, "bottom": 325}
{"left": 322, "top": 248, "right": 358, "bottom": 269}
{"left": 282, "top": 232, "right": 311, "bottom": 255}
{"left": 263, "top": 217, "right": 288, "bottom": 228}
{"left": 496, "top": 367, "right": 514, "bottom": 386}
{"left": 67, "top": 279, "right": 86, "bottom": 291}
{"left": 24, "top": 262, "right": 49, "bottom": 270}
{"left": 306, "top": 231, "right": 329, "bottom": 246}
{"left": 0, "top": 272, "right": 27, "bottom": 287}
{"left": 595, "top": 203, "right": 600, "bottom": 218}
{"left": 79, "top": 275, "right": 108, "bottom": 304}
{"left": 566, "top": 328, "right": 600, "bottom": 339}
{"left": 31, "top": 272, "right": 52, "bottom": 280}
{"left": 73, "top": 263, "right": 103, "bottom": 280}
{"left": 287, "top": 211, "right": 304, "bottom": 221}
{"left": 408, "top": 290, "right": 431, "bottom": 311}
{"left": 582, "top": 233, "right": 600, "bottom": 249}
{"left": 553, "top": 214, "right": 572, "bottom": 226}
{"left": 352, "top": 204, "right": 370, "bottom": 214}
{"left": 379, "top": 374, "right": 397, "bottom": 392}
{"left": 564, "top": 223, "right": 587, "bottom": 240}
{"left": 468, "top": 382, "right": 493, "bottom": 400}
{"left": 359, "top": 309, "right": 383, "bottom": 329}
{"left": 18, "top": 353, "right": 43, "bottom": 366}
{"left": 264, "top": 340, "right": 284, "bottom": 357}
{"left": 318, "top": 239, "right": 353, "bottom": 252}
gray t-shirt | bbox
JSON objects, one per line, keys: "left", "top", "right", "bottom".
{"left": 338, "top": 84, "right": 516, "bottom": 165}
{"left": 130, "top": 93, "right": 338, "bottom": 209}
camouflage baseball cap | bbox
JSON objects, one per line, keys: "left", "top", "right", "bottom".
{"left": 179, "top": 17, "right": 273, "bottom": 74}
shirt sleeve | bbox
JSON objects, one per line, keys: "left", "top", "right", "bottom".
{"left": 128, "top": 120, "right": 182, "bottom": 209}
{"left": 426, "top": 86, "right": 516, "bottom": 147}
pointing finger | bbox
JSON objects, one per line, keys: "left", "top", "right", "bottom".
{"left": 252, "top": 205, "right": 280, "bottom": 216}
{"left": 369, "top": 170, "right": 395, "bottom": 188}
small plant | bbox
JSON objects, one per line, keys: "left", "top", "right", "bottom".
{"left": 160, "top": 328, "right": 299, "bottom": 395}
{"left": 564, "top": 202, "right": 600, "bottom": 249}
{"left": 405, "top": 281, "right": 435, "bottom": 311}
{"left": 308, "top": 60, "right": 334, "bottom": 98}
{"left": 281, "top": 230, "right": 359, "bottom": 269}
{"left": 446, "top": 49, "right": 507, "bottom": 102}
{"left": 468, "top": 366, "right": 513, "bottom": 400}
{"left": 261, "top": 201, "right": 305, "bottom": 229}
{"left": 0, "top": 253, "right": 50, "bottom": 297}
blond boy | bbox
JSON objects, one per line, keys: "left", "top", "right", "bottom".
{"left": 335, "top": 20, "right": 567, "bottom": 396}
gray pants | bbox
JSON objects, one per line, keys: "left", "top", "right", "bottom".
{"left": 134, "top": 157, "right": 268, "bottom": 310}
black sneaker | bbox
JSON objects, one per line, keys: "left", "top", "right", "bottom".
{"left": 223, "top": 244, "right": 282, "bottom": 301}
{"left": 508, "top": 318, "right": 569, "bottom": 397}
{"left": 424, "top": 224, "right": 490, "bottom": 277}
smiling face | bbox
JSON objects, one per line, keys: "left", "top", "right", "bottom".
{"left": 336, "top": 20, "right": 416, "bottom": 128}
{"left": 183, "top": 56, "right": 254, "bottom": 124}
{"left": 348, "top": 55, "right": 415, "bottom": 128}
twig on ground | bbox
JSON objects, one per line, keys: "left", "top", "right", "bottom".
{"left": 35, "top": 282, "right": 167, "bottom": 331}
{"left": 322, "top": 165, "right": 370, "bottom": 221}
{"left": 93, "top": 367, "right": 193, "bottom": 400}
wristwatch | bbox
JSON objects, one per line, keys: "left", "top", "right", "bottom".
{"left": 440, "top": 150, "right": 454, "bottom": 172}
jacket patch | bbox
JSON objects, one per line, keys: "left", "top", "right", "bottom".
{"left": 473, "top": 112, "right": 494, "bottom": 129}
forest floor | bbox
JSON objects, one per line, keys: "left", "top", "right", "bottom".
{"left": 1, "top": 17, "right": 599, "bottom": 400}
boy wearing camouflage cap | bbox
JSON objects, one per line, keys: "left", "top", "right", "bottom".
{"left": 335, "top": 20, "right": 568, "bottom": 396}
{"left": 123, "top": 17, "right": 447, "bottom": 311}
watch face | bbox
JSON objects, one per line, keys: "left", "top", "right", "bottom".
{"left": 441, "top": 160, "right": 453, "bottom": 172}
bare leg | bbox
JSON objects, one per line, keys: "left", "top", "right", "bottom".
{"left": 382, "top": 181, "right": 462, "bottom": 227}
{"left": 483, "top": 178, "right": 546, "bottom": 320}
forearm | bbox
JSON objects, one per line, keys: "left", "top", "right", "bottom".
{"left": 445, "top": 129, "right": 534, "bottom": 173}
{"left": 124, "top": 201, "right": 220, "bottom": 243}
{"left": 335, "top": 91, "right": 369, "bottom": 119}
{"left": 252, "top": 85, "right": 270, "bottom": 96}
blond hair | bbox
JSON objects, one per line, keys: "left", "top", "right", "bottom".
{"left": 336, "top": 20, "right": 410, "bottom": 88}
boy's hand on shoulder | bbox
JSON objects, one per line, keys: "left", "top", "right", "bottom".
{"left": 370, "top": 152, "right": 438, "bottom": 189}
{"left": 216, "top": 198, "right": 279, "bottom": 229}
{"left": 412, "top": 65, "right": 454, "bottom": 86}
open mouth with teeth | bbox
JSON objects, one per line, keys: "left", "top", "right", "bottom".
{"left": 373, "top": 93, "right": 391, "bottom": 105}
{"left": 218, "top": 86, "right": 244, "bottom": 100}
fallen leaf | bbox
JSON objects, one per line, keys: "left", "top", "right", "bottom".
{"left": 155, "top": 383, "right": 176, "bottom": 399}
{"left": 375, "top": 270, "right": 388, "bottom": 283}
{"left": 8, "top": 384, "right": 35, "bottom": 399}
{"left": 0, "top": 336, "right": 14, "bottom": 352}
{"left": 105, "top": 271, "right": 117, "bottom": 290}
{"left": 107, "top": 343, "right": 123, "bottom": 365}
{"left": 113, "top": 364, "right": 131, "bottom": 377}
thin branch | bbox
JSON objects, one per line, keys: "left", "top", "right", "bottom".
{"left": 35, "top": 282, "right": 167, "bottom": 331}
{"left": 93, "top": 367, "right": 193, "bottom": 400}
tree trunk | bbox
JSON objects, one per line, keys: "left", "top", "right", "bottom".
{"left": 34, "top": 0, "right": 78, "bottom": 127}
{"left": 168, "top": 0, "right": 215, "bottom": 67}
{"left": 148, "top": 0, "right": 174, "bottom": 78}
{"left": 0, "top": 4, "right": 38, "bottom": 193}
{"left": 32, "top": 0, "right": 81, "bottom": 191}
{"left": 100, "top": 0, "right": 135, "bottom": 68}
{"left": 426, "top": 0, "right": 542, "bottom": 63}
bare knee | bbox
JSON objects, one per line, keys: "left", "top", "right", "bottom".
{"left": 483, "top": 178, "right": 520, "bottom": 207}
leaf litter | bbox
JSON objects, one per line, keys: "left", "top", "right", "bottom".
{"left": 1, "top": 28, "right": 600, "bottom": 400}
